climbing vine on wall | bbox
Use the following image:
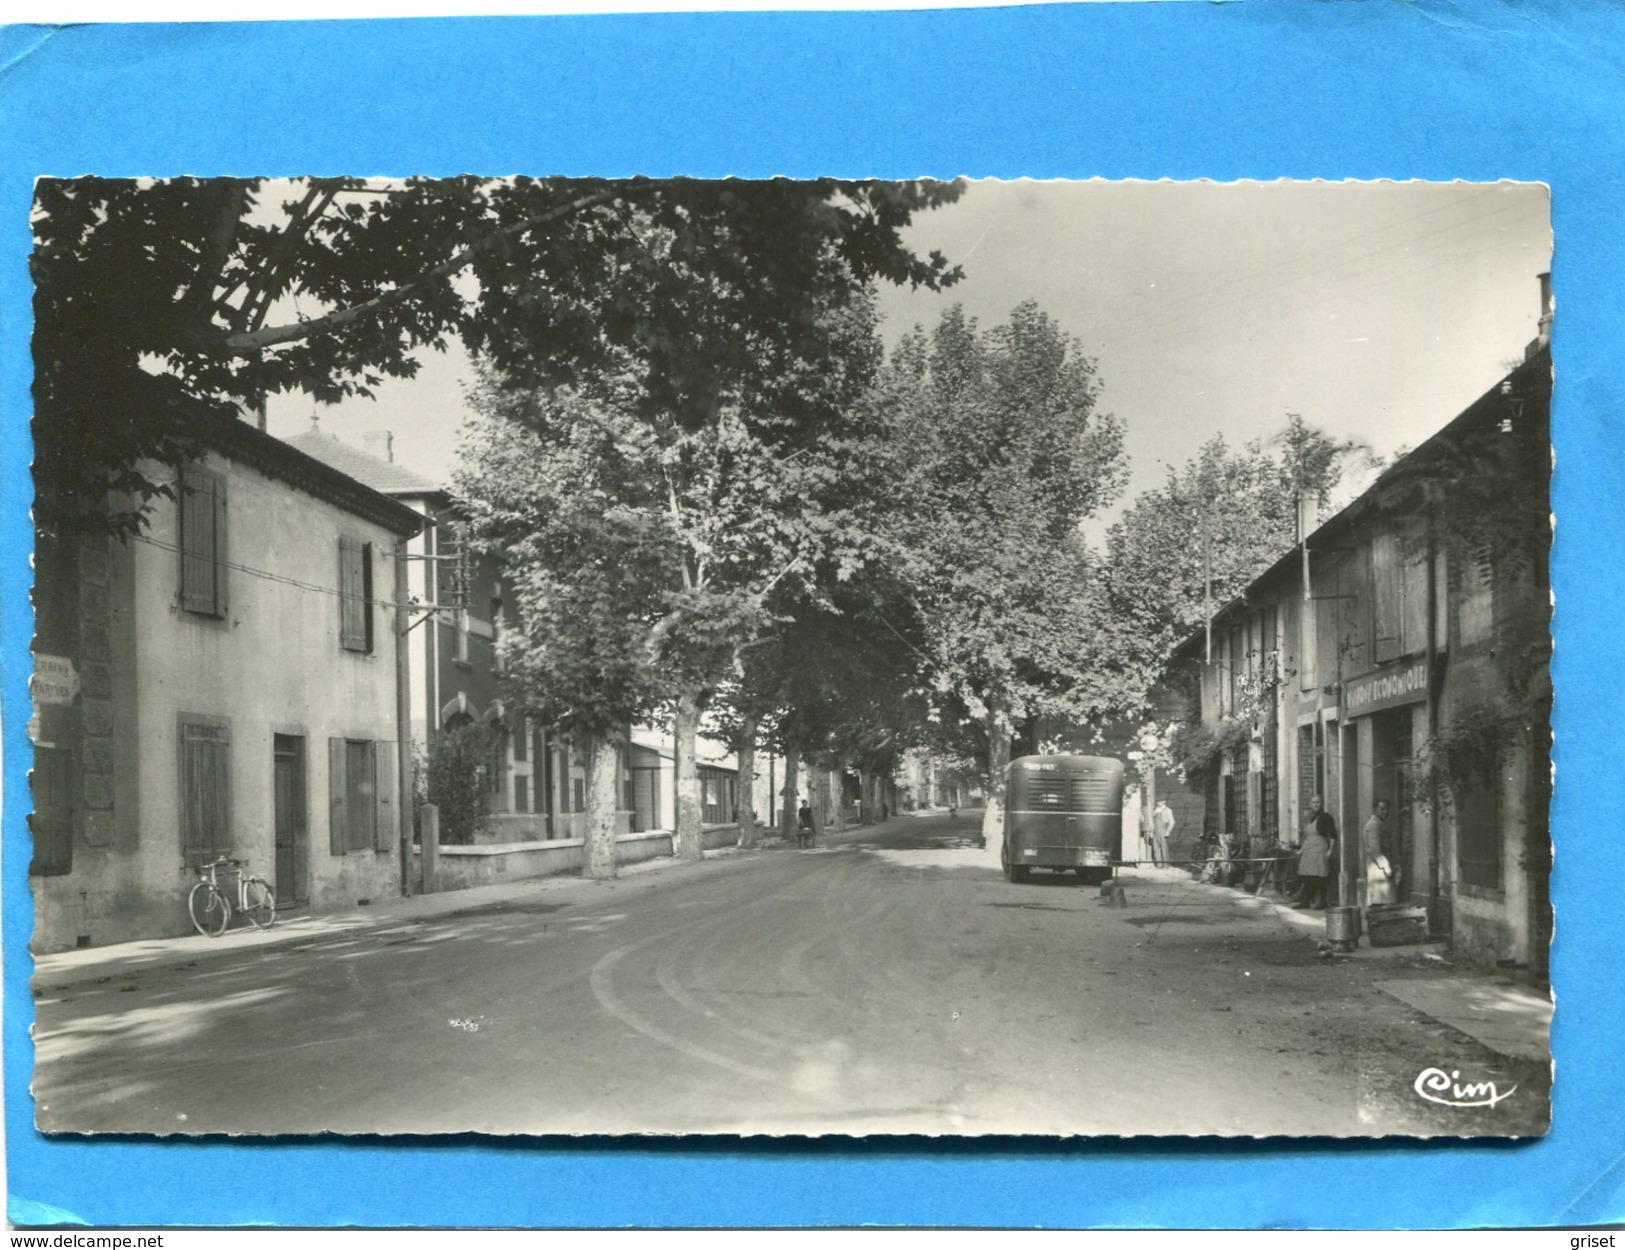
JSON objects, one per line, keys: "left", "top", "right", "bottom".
{"left": 1410, "top": 704, "right": 1520, "bottom": 812}
{"left": 1169, "top": 716, "right": 1253, "bottom": 780}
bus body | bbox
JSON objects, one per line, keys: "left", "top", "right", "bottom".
{"left": 1001, "top": 754, "right": 1125, "bottom": 884}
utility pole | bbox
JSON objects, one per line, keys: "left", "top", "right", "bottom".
{"left": 394, "top": 537, "right": 414, "bottom": 896}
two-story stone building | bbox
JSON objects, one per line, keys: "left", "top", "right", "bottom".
{"left": 31, "top": 415, "right": 422, "bottom": 951}
{"left": 1169, "top": 337, "right": 1551, "bottom": 981}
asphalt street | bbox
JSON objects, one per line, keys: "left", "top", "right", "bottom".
{"left": 31, "top": 813, "right": 1549, "bottom": 1137}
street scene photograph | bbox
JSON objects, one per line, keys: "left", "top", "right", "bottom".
{"left": 27, "top": 176, "right": 1553, "bottom": 1138}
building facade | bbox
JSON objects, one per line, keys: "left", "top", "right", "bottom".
{"left": 31, "top": 418, "right": 422, "bottom": 951}
{"left": 286, "top": 426, "right": 642, "bottom": 848}
{"left": 1170, "top": 345, "right": 1551, "bottom": 980}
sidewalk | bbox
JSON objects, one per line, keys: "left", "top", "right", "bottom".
{"left": 31, "top": 840, "right": 766, "bottom": 989}
{"left": 1375, "top": 976, "right": 1553, "bottom": 1063}
{"left": 1202, "top": 869, "right": 1552, "bottom": 1063}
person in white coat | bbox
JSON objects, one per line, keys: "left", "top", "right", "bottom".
{"left": 1362, "top": 799, "right": 1397, "bottom": 909}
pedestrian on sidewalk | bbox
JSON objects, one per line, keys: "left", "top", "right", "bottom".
{"left": 1151, "top": 799, "right": 1175, "bottom": 867}
{"left": 1293, "top": 793, "right": 1337, "bottom": 910}
{"left": 1362, "top": 799, "right": 1397, "bottom": 909}
{"left": 797, "top": 799, "right": 815, "bottom": 848}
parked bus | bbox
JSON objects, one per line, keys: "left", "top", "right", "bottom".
{"left": 1001, "top": 754, "right": 1125, "bottom": 884}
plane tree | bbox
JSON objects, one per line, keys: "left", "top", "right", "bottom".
{"left": 456, "top": 265, "right": 942, "bottom": 869}
{"left": 1103, "top": 416, "right": 1372, "bottom": 708}
{"left": 31, "top": 175, "right": 961, "bottom": 534}
{"left": 708, "top": 576, "right": 930, "bottom": 841}
{"left": 871, "top": 301, "right": 1128, "bottom": 860}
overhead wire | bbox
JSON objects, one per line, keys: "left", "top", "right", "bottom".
{"left": 129, "top": 529, "right": 425, "bottom": 614}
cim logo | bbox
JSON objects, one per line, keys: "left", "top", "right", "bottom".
{"left": 1413, "top": 1067, "right": 1517, "bottom": 1109}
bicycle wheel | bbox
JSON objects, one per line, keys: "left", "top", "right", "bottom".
{"left": 241, "top": 877, "right": 277, "bottom": 929}
{"left": 187, "top": 881, "right": 230, "bottom": 937}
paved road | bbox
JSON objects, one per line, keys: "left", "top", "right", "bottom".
{"left": 32, "top": 814, "right": 1548, "bottom": 1137}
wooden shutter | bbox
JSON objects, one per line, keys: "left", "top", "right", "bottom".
{"left": 29, "top": 746, "right": 74, "bottom": 876}
{"left": 1401, "top": 537, "right": 1429, "bottom": 656}
{"left": 339, "top": 537, "right": 367, "bottom": 651}
{"left": 213, "top": 472, "right": 229, "bottom": 614}
{"left": 346, "top": 739, "right": 375, "bottom": 852}
{"left": 373, "top": 740, "right": 397, "bottom": 852}
{"left": 1456, "top": 767, "right": 1502, "bottom": 889}
{"left": 1297, "top": 725, "right": 1317, "bottom": 835}
{"left": 361, "top": 542, "right": 374, "bottom": 651}
{"left": 177, "top": 468, "right": 228, "bottom": 617}
{"left": 1373, "top": 532, "right": 1402, "bottom": 663}
{"left": 180, "top": 719, "right": 231, "bottom": 865}
{"left": 328, "top": 736, "right": 348, "bottom": 856}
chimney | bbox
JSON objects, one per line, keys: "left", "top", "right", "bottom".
{"left": 363, "top": 430, "right": 394, "bottom": 463}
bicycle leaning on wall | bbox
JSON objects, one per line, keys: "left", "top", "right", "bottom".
{"left": 187, "top": 855, "right": 277, "bottom": 937}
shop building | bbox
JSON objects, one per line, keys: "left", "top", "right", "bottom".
{"left": 1169, "top": 338, "right": 1550, "bottom": 980}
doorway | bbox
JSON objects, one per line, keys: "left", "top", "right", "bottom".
{"left": 1370, "top": 707, "right": 1416, "bottom": 906}
{"left": 273, "top": 734, "right": 308, "bottom": 907}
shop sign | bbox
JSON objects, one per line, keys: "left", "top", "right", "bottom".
{"left": 1345, "top": 657, "right": 1428, "bottom": 717}
{"left": 30, "top": 653, "right": 79, "bottom": 706}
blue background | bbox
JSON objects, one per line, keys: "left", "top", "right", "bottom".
{"left": 2, "top": 1, "right": 1622, "bottom": 1228}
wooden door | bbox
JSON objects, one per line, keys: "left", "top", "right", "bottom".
{"left": 273, "top": 735, "right": 308, "bottom": 906}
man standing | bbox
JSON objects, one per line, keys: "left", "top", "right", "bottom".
{"left": 1293, "top": 793, "right": 1337, "bottom": 910}
{"left": 1151, "top": 799, "right": 1175, "bottom": 867}
{"left": 1362, "top": 799, "right": 1396, "bottom": 909}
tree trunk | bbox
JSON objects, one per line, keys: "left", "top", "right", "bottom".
{"left": 780, "top": 742, "right": 800, "bottom": 839}
{"left": 582, "top": 732, "right": 621, "bottom": 880}
{"left": 674, "top": 689, "right": 706, "bottom": 862}
{"left": 830, "top": 767, "right": 846, "bottom": 833}
{"left": 736, "top": 710, "right": 759, "bottom": 849}
{"left": 982, "top": 702, "right": 1013, "bottom": 862}
{"left": 806, "top": 760, "right": 824, "bottom": 838}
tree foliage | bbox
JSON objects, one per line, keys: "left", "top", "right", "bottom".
{"left": 872, "top": 301, "right": 1127, "bottom": 845}
{"left": 455, "top": 383, "right": 674, "bottom": 745}
{"left": 454, "top": 211, "right": 939, "bottom": 862}
{"left": 1103, "top": 414, "right": 1373, "bottom": 707}
{"left": 31, "top": 175, "right": 961, "bottom": 533}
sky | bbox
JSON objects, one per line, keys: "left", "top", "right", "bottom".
{"left": 265, "top": 178, "right": 1552, "bottom": 540}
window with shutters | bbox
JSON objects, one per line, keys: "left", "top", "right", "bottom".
{"left": 29, "top": 745, "right": 74, "bottom": 876}
{"left": 179, "top": 715, "right": 232, "bottom": 865}
{"left": 338, "top": 536, "right": 374, "bottom": 653}
{"left": 1296, "top": 723, "right": 1322, "bottom": 842}
{"left": 1372, "top": 532, "right": 1402, "bottom": 664}
{"left": 179, "top": 465, "right": 229, "bottom": 618}
{"left": 1455, "top": 766, "right": 1502, "bottom": 890}
{"left": 1373, "top": 530, "right": 1430, "bottom": 663}
{"left": 328, "top": 737, "right": 397, "bottom": 856}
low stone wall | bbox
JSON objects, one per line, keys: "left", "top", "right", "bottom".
{"left": 701, "top": 824, "right": 742, "bottom": 851}
{"left": 458, "top": 811, "right": 633, "bottom": 845}
{"left": 417, "top": 824, "right": 743, "bottom": 893}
